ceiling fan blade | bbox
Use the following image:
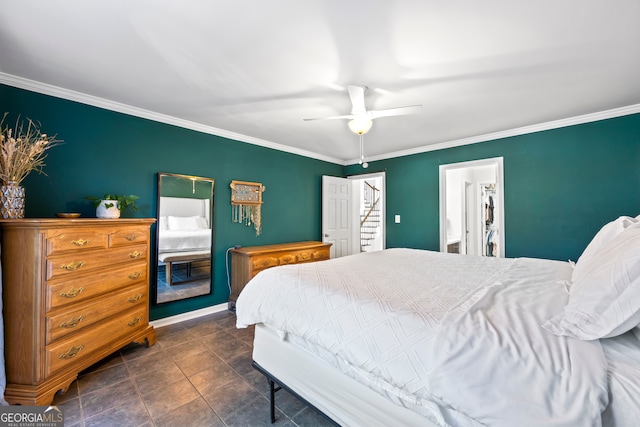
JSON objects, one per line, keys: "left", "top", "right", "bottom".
{"left": 369, "top": 105, "right": 422, "bottom": 119}
{"left": 303, "top": 114, "right": 354, "bottom": 121}
{"left": 347, "top": 85, "right": 367, "bottom": 114}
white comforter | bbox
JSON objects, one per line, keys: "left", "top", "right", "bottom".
{"left": 236, "top": 248, "right": 609, "bottom": 427}
{"left": 600, "top": 332, "right": 640, "bottom": 426}
{"left": 157, "top": 229, "right": 211, "bottom": 252}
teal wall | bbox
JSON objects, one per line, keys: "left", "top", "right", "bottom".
{"left": 3, "top": 83, "right": 640, "bottom": 319}
{"left": 347, "top": 113, "right": 640, "bottom": 261}
{"left": 0, "top": 84, "right": 343, "bottom": 320}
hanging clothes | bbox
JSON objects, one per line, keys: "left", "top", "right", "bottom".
{"left": 486, "top": 229, "right": 498, "bottom": 257}
{"left": 485, "top": 195, "right": 494, "bottom": 225}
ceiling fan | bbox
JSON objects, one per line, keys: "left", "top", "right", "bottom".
{"left": 304, "top": 85, "right": 422, "bottom": 133}
{"left": 303, "top": 85, "right": 422, "bottom": 167}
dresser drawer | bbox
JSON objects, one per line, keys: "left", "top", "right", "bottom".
{"left": 278, "top": 252, "right": 298, "bottom": 265}
{"left": 297, "top": 250, "right": 312, "bottom": 262}
{"left": 251, "top": 255, "right": 279, "bottom": 271}
{"left": 46, "top": 244, "right": 148, "bottom": 280}
{"left": 45, "top": 228, "right": 109, "bottom": 255}
{"left": 46, "top": 283, "right": 147, "bottom": 343}
{"left": 312, "top": 248, "right": 330, "bottom": 261}
{"left": 47, "top": 261, "right": 147, "bottom": 310}
{"left": 46, "top": 306, "right": 147, "bottom": 376}
{"left": 110, "top": 226, "right": 149, "bottom": 247}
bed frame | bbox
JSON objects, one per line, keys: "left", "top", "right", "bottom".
{"left": 252, "top": 324, "right": 439, "bottom": 426}
{"left": 252, "top": 361, "right": 339, "bottom": 426}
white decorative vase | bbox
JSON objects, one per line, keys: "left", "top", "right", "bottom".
{"left": 96, "top": 200, "right": 121, "bottom": 218}
{"left": 0, "top": 181, "right": 26, "bottom": 219}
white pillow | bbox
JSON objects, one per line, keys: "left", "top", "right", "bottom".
{"left": 158, "top": 216, "right": 169, "bottom": 230}
{"left": 543, "top": 225, "right": 640, "bottom": 340}
{"left": 167, "top": 216, "right": 205, "bottom": 231}
{"left": 196, "top": 216, "right": 209, "bottom": 229}
{"left": 571, "top": 216, "right": 639, "bottom": 283}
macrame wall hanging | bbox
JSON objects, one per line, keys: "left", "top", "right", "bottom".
{"left": 230, "top": 180, "right": 265, "bottom": 235}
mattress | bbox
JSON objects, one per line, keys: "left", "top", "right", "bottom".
{"left": 237, "top": 248, "right": 610, "bottom": 426}
{"left": 254, "top": 324, "right": 640, "bottom": 427}
{"left": 157, "top": 229, "right": 211, "bottom": 253}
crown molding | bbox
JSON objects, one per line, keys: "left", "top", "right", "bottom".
{"left": 355, "top": 103, "right": 640, "bottom": 164}
{"left": 0, "top": 72, "right": 344, "bottom": 165}
{"left": 2, "top": 72, "right": 638, "bottom": 167}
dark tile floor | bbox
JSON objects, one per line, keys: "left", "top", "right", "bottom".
{"left": 52, "top": 310, "right": 337, "bottom": 427}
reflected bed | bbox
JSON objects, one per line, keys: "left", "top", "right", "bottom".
{"left": 158, "top": 196, "right": 211, "bottom": 255}
{"left": 155, "top": 173, "right": 214, "bottom": 304}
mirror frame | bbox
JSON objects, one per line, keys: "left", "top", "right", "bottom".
{"left": 154, "top": 172, "right": 215, "bottom": 305}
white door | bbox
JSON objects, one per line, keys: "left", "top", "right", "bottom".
{"left": 322, "top": 175, "right": 354, "bottom": 258}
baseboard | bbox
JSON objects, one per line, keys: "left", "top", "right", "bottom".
{"left": 149, "top": 303, "right": 228, "bottom": 328}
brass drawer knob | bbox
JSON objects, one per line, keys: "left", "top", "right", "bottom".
{"left": 60, "top": 287, "right": 84, "bottom": 298}
{"left": 59, "top": 345, "right": 84, "bottom": 360}
{"left": 128, "top": 251, "right": 143, "bottom": 259}
{"left": 61, "top": 260, "right": 84, "bottom": 271}
{"left": 128, "top": 272, "right": 142, "bottom": 280}
{"left": 128, "top": 294, "right": 142, "bottom": 303}
{"left": 128, "top": 316, "right": 142, "bottom": 327}
{"left": 71, "top": 239, "right": 89, "bottom": 247}
{"left": 60, "top": 315, "right": 85, "bottom": 329}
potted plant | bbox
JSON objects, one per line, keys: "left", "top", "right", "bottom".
{"left": 85, "top": 194, "right": 139, "bottom": 218}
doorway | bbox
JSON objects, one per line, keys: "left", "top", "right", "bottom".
{"left": 439, "top": 158, "right": 504, "bottom": 257}
{"left": 322, "top": 172, "right": 386, "bottom": 258}
{"left": 350, "top": 172, "right": 385, "bottom": 253}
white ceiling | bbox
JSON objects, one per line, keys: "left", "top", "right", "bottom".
{"left": 2, "top": 1, "right": 640, "bottom": 165}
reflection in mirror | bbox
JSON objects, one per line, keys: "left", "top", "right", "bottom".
{"left": 155, "top": 172, "right": 215, "bottom": 304}
{"left": 439, "top": 157, "right": 505, "bottom": 258}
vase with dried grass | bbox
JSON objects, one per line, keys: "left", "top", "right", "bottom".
{"left": 0, "top": 113, "right": 61, "bottom": 218}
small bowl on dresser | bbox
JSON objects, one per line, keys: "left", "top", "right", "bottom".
{"left": 55, "top": 213, "right": 81, "bottom": 218}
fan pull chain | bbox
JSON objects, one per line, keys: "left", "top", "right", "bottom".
{"left": 359, "top": 134, "right": 368, "bottom": 168}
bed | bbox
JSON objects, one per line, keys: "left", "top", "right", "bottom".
{"left": 158, "top": 196, "right": 211, "bottom": 253}
{"left": 236, "top": 215, "right": 640, "bottom": 426}
{"left": 157, "top": 196, "right": 211, "bottom": 284}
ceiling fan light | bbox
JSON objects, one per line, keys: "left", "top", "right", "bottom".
{"left": 348, "top": 118, "right": 373, "bottom": 135}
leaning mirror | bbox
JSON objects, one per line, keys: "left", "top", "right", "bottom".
{"left": 155, "top": 172, "right": 215, "bottom": 304}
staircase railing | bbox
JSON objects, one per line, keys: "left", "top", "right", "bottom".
{"left": 361, "top": 181, "right": 380, "bottom": 225}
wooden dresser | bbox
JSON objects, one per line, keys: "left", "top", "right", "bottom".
{"left": 0, "top": 218, "right": 156, "bottom": 405}
{"left": 228, "top": 241, "right": 332, "bottom": 310}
